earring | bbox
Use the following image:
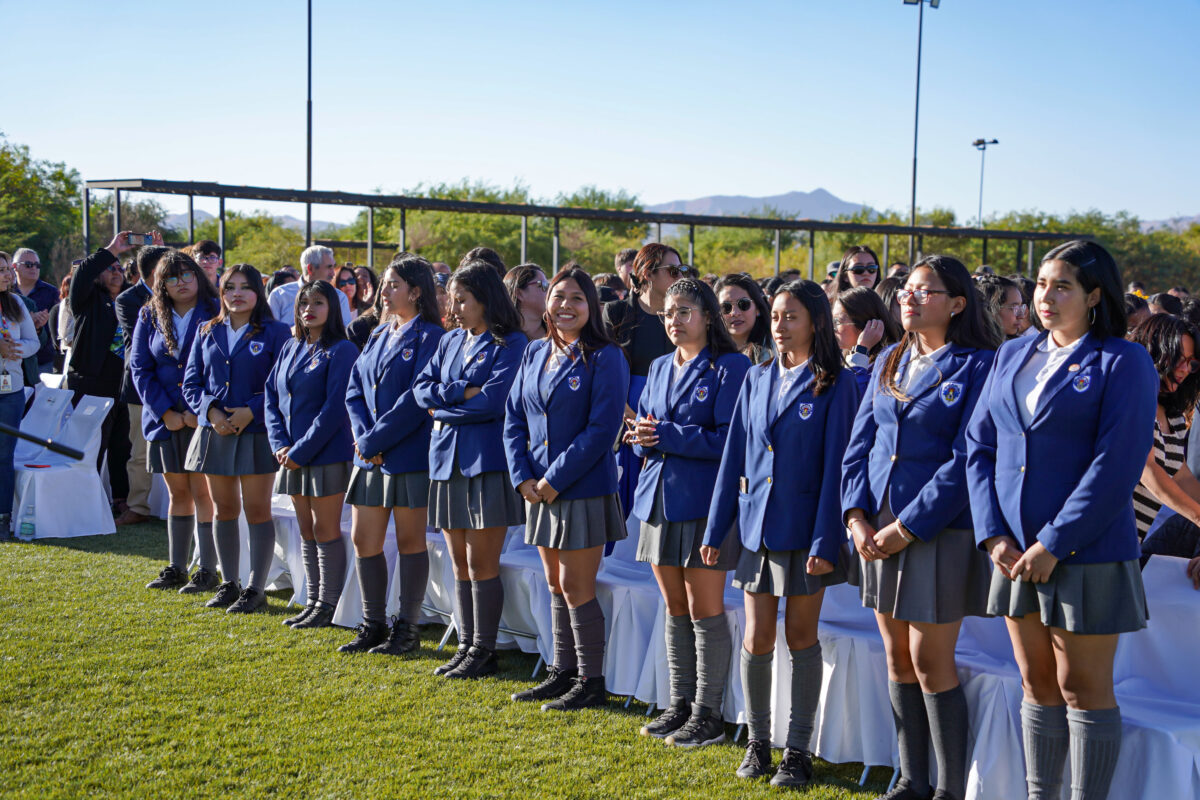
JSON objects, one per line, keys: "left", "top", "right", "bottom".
{"left": 1089, "top": 306, "right": 1097, "bottom": 325}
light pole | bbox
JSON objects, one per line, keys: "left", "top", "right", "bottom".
{"left": 902, "top": 0, "right": 940, "bottom": 262}
{"left": 305, "top": 0, "right": 313, "bottom": 246}
{"left": 973, "top": 138, "right": 998, "bottom": 228}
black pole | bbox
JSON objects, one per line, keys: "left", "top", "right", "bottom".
{"left": 82, "top": 188, "right": 90, "bottom": 252}
{"left": 305, "top": 0, "right": 313, "bottom": 246}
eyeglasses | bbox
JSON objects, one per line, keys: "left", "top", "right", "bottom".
{"left": 720, "top": 298, "right": 753, "bottom": 315}
{"left": 656, "top": 306, "right": 695, "bottom": 323}
{"left": 832, "top": 316, "right": 855, "bottom": 328}
{"left": 196, "top": 254, "right": 221, "bottom": 264}
{"left": 523, "top": 279, "right": 549, "bottom": 291}
{"left": 14, "top": 261, "right": 40, "bottom": 271}
{"left": 103, "top": 264, "right": 123, "bottom": 274}
{"left": 653, "top": 265, "right": 683, "bottom": 279}
{"left": 847, "top": 265, "right": 878, "bottom": 276}
{"left": 165, "top": 271, "right": 196, "bottom": 288}
{"left": 897, "top": 288, "right": 950, "bottom": 305}
{"left": 1000, "top": 302, "right": 1028, "bottom": 318}
{"left": 337, "top": 277, "right": 357, "bottom": 287}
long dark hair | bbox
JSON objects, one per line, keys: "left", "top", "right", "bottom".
{"left": 448, "top": 260, "right": 522, "bottom": 340}
{"left": 713, "top": 272, "right": 772, "bottom": 358}
{"left": 354, "top": 266, "right": 378, "bottom": 313}
{"left": 1129, "top": 313, "right": 1200, "bottom": 418}
{"left": 203, "top": 263, "right": 273, "bottom": 336}
{"left": 293, "top": 279, "right": 348, "bottom": 349}
{"left": 0, "top": 261, "right": 24, "bottom": 324}
{"left": 503, "top": 263, "right": 548, "bottom": 316}
{"left": 769, "top": 280, "right": 842, "bottom": 396}
{"left": 150, "top": 250, "right": 219, "bottom": 355}
{"left": 1040, "top": 240, "right": 1126, "bottom": 339}
{"left": 385, "top": 253, "right": 443, "bottom": 328}
{"left": 974, "top": 274, "right": 1020, "bottom": 340}
{"left": 665, "top": 278, "right": 740, "bottom": 357}
{"left": 629, "top": 243, "right": 683, "bottom": 293}
{"left": 874, "top": 275, "right": 903, "bottom": 323}
{"left": 836, "top": 286, "right": 902, "bottom": 360}
{"left": 879, "top": 255, "right": 1000, "bottom": 401}
{"left": 836, "top": 245, "right": 881, "bottom": 292}
{"left": 544, "top": 264, "right": 615, "bottom": 360}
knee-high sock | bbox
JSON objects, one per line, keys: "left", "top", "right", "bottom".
{"left": 316, "top": 540, "right": 346, "bottom": 608}
{"left": 551, "top": 593, "right": 576, "bottom": 671}
{"left": 472, "top": 576, "right": 504, "bottom": 650}
{"left": 1022, "top": 701, "right": 1069, "bottom": 800}
{"left": 300, "top": 539, "right": 320, "bottom": 604}
{"left": 167, "top": 515, "right": 194, "bottom": 571}
{"left": 924, "top": 686, "right": 969, "bottom": 799}
{"left": 666, "top": 613, "right": 697, "bottom": 704}
{"left": 890, "top": 681, "right": 931, "bottom": 794}
{"left": 454, "top": 579, "right": 474, "bottom": 647}
{"left": 787, "top": 643, "right": 823, "bottom": 751}
{"left": 195, "top": 520, "right": 216, "bottom": 571}
{"left": 398, "top": 551, "right": 429, "bottom": 623}
{"left": 357, "top": 553, "right": 388, "bottom": 624}
{"left": 1067, "top": 706, "right": 1123, "bottom": 800}
{"left": 214, "top": 518, "right": 241, "bottom": 585}
{"left": 568, "top": 597, "right": 605, "bottom": 679}
{"left": 741, "top": 647, "right": 774, "bottom": 743}
{"left": 693, "top": 613, "right": 731, "bottom": 714}
{"left": 247, "top": 521, "right": 276, "bottom": 592}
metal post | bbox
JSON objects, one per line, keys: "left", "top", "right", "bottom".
{"left": 520, "top": 216, "right": 528, "bottom": 263}
{"left": 688, "top": 225, "right": 695, "bottom": 267}
{"left": 552, "top": 218, "right": 560, "bottom": 270}
{"left": 773, "top": 229, "right": 781, "bottom": 277}
{"left": 1027, "top": 240, "right": 1035, "bottom": 275}
{"left": 977, "top": 145, "right": 987, "bottom": 227}
{"left": 218, "top": 196, "right": 226, "bottom": 256}
{"left": 305, "top": 0, "right": 313, "bottom": 246}
{"left": 398, "top": 208, "right": 406, "bottom": 252}
{"left": 1014, "top": 239, "right": 1022, "bottom": 274}
{"left": 187, "top": 195, "right": 195, "bottom": 244}
{"left": 807, "top": 231, "right": 815, "bottom": 280}
{"left": 917, "top": 235, "right": 924, "bottom": 261}
{"left": 982, "top": 238, "right": 988, "bottom": 265}
{"left": 113, "top": 189, "right": 121, "bottom": 236}
{"left": 366, "top": 206, "right": 374, "bottom": 268}
{"left": 655, "top": 221, "right": 662, "bottom": 243}
{"left": 82, "top": 188, "right": 90, "bottom": 252}
{"left": 908, "top": 0, "right": 925, "bottom": 264}
{"left": 882, "top": 233, "right": 889, "bottom": 268}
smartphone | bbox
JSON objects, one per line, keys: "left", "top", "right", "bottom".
{"left": 126, "top": 233, "right": 153, "bottom": 246}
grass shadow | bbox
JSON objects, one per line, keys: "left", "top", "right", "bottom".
{"left": 27, "top": 523, "right": 164, "bottom": 560}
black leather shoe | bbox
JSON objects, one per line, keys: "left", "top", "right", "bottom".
{"left": 770, "top": 748, "right": 814, "bottom": 788}
{"left": 369, "top": 618, "right": 419, "bottom": 655}
{"left": 227, "top": 587, "right": 266, "bottom": 614}
{"left": 146, "top": 565, "right": 188, "bottom": 590}
{"left": 445, "top": 645, "right": 498, "bottom": 679}
{"left": 876, "top": 778, "right": 933, "bottom": 800}
{"left": 665, "top": 705, "right": 726, "bottom": 748}
{"left": 205, "top": 581, "right": 241, "bottom": 608}
{"left": 179, "top": 567, "right": 219, "bottom": 594}
{"left": 930, "top": 790, "right": 959, "bottom": 800}
{"left": 640, "top": 696, "right": 691, "bottom": 738}
{"left": 512, "top": 667, "right": 578, "bottom": 702}
{"left": 736, "top": 739, "right": 773, "bottom": 779}
{"left": 293, "top": 603, "right": 335, "bottom": 630}
{"left": 540, "top": 675, "right": 607, "bottom": 712}
{"left": 337, "top": 621, "right": 389, "bottom": 653}
{"left": 433, "top": 644, "right": 471, "bottom": 676}
{"left": 283, "top": 602, "right": 317, "bottom": 627}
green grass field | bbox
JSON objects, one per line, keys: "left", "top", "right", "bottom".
{"left": 0, "top": 522, "right": 890, "bottom": 799}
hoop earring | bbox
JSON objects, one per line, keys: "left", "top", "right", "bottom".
{"left": 1088, "top": 306, "right": 1097, "bottom": 325}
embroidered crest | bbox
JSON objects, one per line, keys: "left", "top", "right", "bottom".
{"left": 402, "top": 347, "right": 414, "bottom": 362}
{"left": 939, "top": 381, "right": 963, "bottom": 407}
{"left": 249, "top": 341, "right": 264, "bottom": 356}
{"left": 1072, "top": 374, "right": 1091, "bottom": 393}
{"left": 568, "top": 376, "right": 581, "bottom": 391}
{"left": 798, "top": 403, "right": 814, "bottom": 420}
{"left": 694, "top": 386, "right": 709, "bottom": 402}
{"left": 476, "top": 352, "right": 486, "bottom": 363}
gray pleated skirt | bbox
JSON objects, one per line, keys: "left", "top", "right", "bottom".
{"left": 733, "top": 543, "right": 849, "bottom": 597}
{"left": 274, "top": 461, "right": 351, "bottom": 497}
{"left": 987, "top": 559, "right": 1148, "bottom": 635}
{"left": 636, "top": 481, "right": 739, "bottom": 570}
{"left": 429, "top": 469, "right": 525, "bottom": 530}
{"left": 347, "top": 467, "right": 430, "bottom": 509}
{"left": 148, "top": 428, "right": 196, "bottom": 474}
{"left": 184, "top": 427, "right": 277, "bottom": 476}
{"left": 525, "top": 492, "right": 627, "bottom": 551}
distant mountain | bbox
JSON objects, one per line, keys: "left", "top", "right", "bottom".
{"left": 163, "top": 210, "right": 345, "bottom": 234}
{"left": 1142, "top": 214, "right": 1200, "bottom": 234}
{"left": 646, "top": 188, "right": 869, "bottom": 221}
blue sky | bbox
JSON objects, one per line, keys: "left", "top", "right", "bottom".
{"left": 4, "top": 0, "right": 1196, "bottom": 226}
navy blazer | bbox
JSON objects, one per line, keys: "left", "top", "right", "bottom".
{"left": 182, "top": 319, "right": 292, "bottom": 435}
{"left": 841, "top": 344, "right": 995, "bottom": 541}
{"left": 264, "top": 337, "right": 357, "bottom": 467}
{"left": 129, "top": 299, "right": 217, "bottom": 442}
{"left": 503, "top": 340, "right": 630, "bottom": 500}
{"left": 966, "top": 332, "right": 1157, "bottom": 564}
{"left": 413, "top": 327, "right": 529, "bottom": 481}
{"left": 703, "top": 362, "right": 860, "bottom": 562}
{"left": 631, "top": 348, "right": 751, "bottom": 521}
{"left": 346, "top": 319, "right": 446, "bottom": 474}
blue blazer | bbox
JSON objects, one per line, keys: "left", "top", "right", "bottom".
{"left": 631, "top": 348, "right": 751, "bottom": 521}
{"left": 263, "top": 337, "right": 357, "bottom": 467}
{"left": 129, "top": 299, "right": 217, "bottom": 442}
{"left": 841, "top": 344, "right": 995, "bottom": 540}
{"left": 413, "top": 327, "right": 529, "bottom": 481}
{"left": 346, "top": 319, "right": 446, "bottom": 474}
{"left": 966, "top": 332, "right": 1157, "bottom": 564}
{"left": 503, "top": 340, "right": 630, "bottom": 500}
{"left": 182, "top": 319, "right": 292, "bottom": 435}
{"left": 703, "top": 362, "right": 860, "bottom": 562}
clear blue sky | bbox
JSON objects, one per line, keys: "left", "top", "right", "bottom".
{"left": 3, "top": 0, "right": 1196, "bottom": 226}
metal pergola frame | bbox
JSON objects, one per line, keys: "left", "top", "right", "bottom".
{"left": 83, "top": 178, "right": 1087, "bottom": 277}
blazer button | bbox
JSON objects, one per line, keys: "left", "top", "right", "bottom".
{"left": 177, "top": 382, "right": 182, "bottom": 387}
{"left": 767, "top": 477, "right": 773, "bottom": 484}
{"left": 543, "top": 440, "right": 549, "bottom": 446}
{"left": 225, "top": 381, "right": 229, "bottom": 386}
{"left": 1020, "top": 466, "right": 1025, "bottom": 472}
{"left": 890, "top": 454, "right": 897, "bottom": 462}
{"left": 767, "top": 445, "right": 773, "bottom": 452}
{"left": 177, "top": 364, "right": 183, "bottom": 369}
{"left": 373, "top": 383, "right": 378, "bottom": 390}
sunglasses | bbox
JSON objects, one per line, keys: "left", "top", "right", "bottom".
{"left": 847, "top": 265, "right": 878, "bottom": 276}
{"left": 337, "top": 277, "right": 357, "bottom": 287}
{"left": 720, "top": 298, "right": 754, "bottom": 315}
{"left": 523, "top": 279, "right": 549, "bottom": 291}
{"left": 14, "top": 261, "right": 40, "bottom": 271}
{"left": 1176, "top": 358, "right": 1200, "bottom": 375}
{"left": 165, "top": 271, "right": 196, "bottom": 288}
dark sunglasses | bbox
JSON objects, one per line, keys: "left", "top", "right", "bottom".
{"left": 720, "top": 298, "right": 754, "bottom": 315}
{"left": 523, "top": 279, "right": 549, "bottom": 291}
{"left": 847, "top": 265, "right": 879, "bottom": 276}
{"left": 337, "top": 277, "right": 357, "bottom": 287}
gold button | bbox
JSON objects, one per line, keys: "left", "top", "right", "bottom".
{"left": 373, "top": 383, "right": 378, "bottom": 390}
{"left": 225, "top": 381, "right": 229, "bottom": 386}
{"left": 767, "top": 445, "right": 773, "bottom": 452}
{"left": 890, "top": 454, "right": 897, "bottom": 462}
{"left": 177, "top": 382, "right": 182, "bottom": 387}
{"left": 767, "top": 477, "right": 773, "bottom": 484}
{"left": 543, "top": 440, "right": 549, "bottom": 446}
{"left": 177, "top": 363, "right": 183, "bottom": 369}
{"left": 1070, "top": 551, "right": 1076, "bottom": 556}
{"left": 1020, "top": 466, "right": 1025, "bottom": 472}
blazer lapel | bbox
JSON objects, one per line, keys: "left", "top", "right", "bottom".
{"left": 667, "top": 348, "right": 712, "bottom": 411}
{"left": 1030, "top": 333, "right": 1101, "bottom": 427}
{"left": 545, "top": 345, "right": 581, "bottom": 403}
{"left": 443, "top": 330, "right": 467, "bottom": 382}
{"left": 898, "top": 345, "right": 956, "bottom": 416}
{"left": 772, "top": 363, "right": 814, "bottom": 428}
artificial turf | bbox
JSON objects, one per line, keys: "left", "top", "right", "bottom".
{"left": 1, "top": 521, "right": 889, "bottom": 799}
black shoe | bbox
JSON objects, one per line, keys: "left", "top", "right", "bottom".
{"left": 540, "top": 675, "right": 607, "bottom": 712}
{"left": 433, "top": 644, "right": 471, "bottom": 676}
{"left": 227, "top": 587, "right": 266, "bottom": 614}
{"left": 930, "top": 790, "right": 959, "bottom": 800}
{"left": 665, "top": 706, "right": 726, "bottom": 748}
{"left": 337, "top": 620, "right": 389, "bottom": 653}
{"left": 640, "top": 697, "right": 691, "bottom": 738}
{"left": 293, "top": 603, "right": 335, "bottom": 630}
{"left": 736, "top": 739, "right": 773, "bottom": 779}
{"left": 876, "top": 778, "right": 933, "bottom": 800}
{"left": 445, "top": 645, "right": 498, "bottom": 679}
{"left": 146, "top": 565, "right": 188, "bottom": 590}
{"left": 512, "top": 667, "right": 578, "bottom": 702}
{"left": 283, "top": 602, "right": 317, "bottom": 627}
{"left": 370, "top": 618, "right": 420, "bottom": 655}
{"left": 205, "top": 581, "right": 241, "bottom": 608}
{"left": 770, "top": 748, "right": 814, "bottom": 788}
{"left": 179, "top": 567, "right": 219, "bottom": 594}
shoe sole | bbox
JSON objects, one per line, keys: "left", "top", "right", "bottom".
{"left": 769, "top": 775, "right": 811, "bottom": 789}
{"left": 639, "top": 726, "right": 681, "bottom": 738}
{"left": 444, "top": 666, "right": 497, "bottom": 680}
{"left": 666, "top": 732, "right": 726, "bottom": 748}
{"left": 540, "top": 699, "right": 605, "bottom": 712}
{"left": 227, "top": 601, "right": 266, "bottom": 614}
{"left": 735, "top": 769, "right": 771, "bottom": 780}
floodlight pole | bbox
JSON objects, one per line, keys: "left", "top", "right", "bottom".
{"left": 305, "top": 0, "right": 313, "bottom": 246}
{"left": 907, "top": 0, "right": 927, "bottom": 263}
{"left": 973, "top": 138, "right": 999, "bottom": 228}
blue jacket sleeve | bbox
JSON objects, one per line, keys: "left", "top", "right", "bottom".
{"left": 412, "top": 336, "right": 453, "bottom": 409}
{"left": 653, "top": 356, "right": 750, "bottom": 461}
{"left": 357, "top": 339, "right": 439, "bottom": 459}
{"left": 263, "top": 348, "right": 291, "bottom": 453}
{"left": 630, "top": 360, "right": 659, "bottom": 460}
{"left": 809, "top": 373, "right": 860, "bottom": 563}
{"left": 965, "top": 363, "right": 1012, "bottom": 547}
{"left": 430, "top": 340, "right": 527, "bottom": 425}
{"left": 542, "top": 347, "right": 630, "bottom": 493}
{"left": 288, "top": 342, "right": 355, "bottom": 465}
{"left": 247, "top": 324, "right": 288, "bottom": 425}
{"left": 702, "top": 377, "right": 752, "bottom": 549}
{"left": 345, "top": 354, "right": 371, "bottom": 443}
{"left": 129, "top": 313, "right": 171, "bottom": 419}
{"left": 182, "top": 331, "right": 214, "bottom": 421}
{"left": 840, "top": 354, "right": 882, "bottom": 521}
{"left": 503, "top": 348, "right": 536, "bottom": 488}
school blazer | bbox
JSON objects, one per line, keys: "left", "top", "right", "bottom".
{"left": 965, "top": 332, "right": 1157, "bottom": 564}
{"left": 129, "top": 300, "right": 217, "bottom": 442}
{"left": 264, "top": 338, "right": 357, "bottom": 467}
{"left": 346, "top": 319, "right": 446, "bottom": 474}
{"left": 841, "top": 344, "right": 995, "bottom": 541}
{"left": 182, "top": 319, "right": 292, "bottom": 435}
{"left": 413, "top": 327, "right": 529, "bottom": 481}
{"left": 703, "top": 362, "right": 860, "bottom": 562}
{"left": 631, "top": 348, "right": 751, "bottom": 522}
{"left": 503, "top": 340, "right": 630, "bottom": 500}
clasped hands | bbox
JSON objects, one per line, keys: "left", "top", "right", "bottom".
{"left": 208, "top": 406, "right": 253, "bottom": 437}
{"left": 516, "top": 478, "right": 559, "bottom": 505}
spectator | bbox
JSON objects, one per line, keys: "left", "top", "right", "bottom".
{"left": 354, "top": 266, "right": 378, "bottom": 314}
{"left": 433, "top": 272, "right": 451, "bottom": 325}
{"left": 1127, "top": 280, "right": 1147, "bottom": 296}
{"left": 267, "top": 245, "right": 352, "bottom": 327}
{"left": 0, "top": 258, "right": 39, "bottom": 539}
{"left": 874, "top": 276, "right": 903, "bottom": 326}
{"left": 57, "top": 260, "right": 81, "bottom": 360}
{"left": 503, "top": 263, "right": 549, "bottom": 341}
{"left": 1126, "top": 293, "right": 1151, "bottom": 330}
{"left": 832, "top": 285, "right": 902, "bottom": 393}
{"left": 1169, "top": 286, "right": 1191, "bottom": 299}
{"left": 431, "top": 261, "right": 451, "bottom": 276}
{"left": 334, "top": 265, "right": 359, "bottom": 319}
{"left": 700, "top": 272, "right": 720, "bottom": 287}
{"left": 835, "top": 246, "right": 880, "bottom": 292}
{"left": 1148, "top": 292, "right": 1183, "bottom": 316}
{"left": 887, "top": 262, "right": 910, "bottom": 279}
{"left": 10, "top": 247, "right": 58, "bottom": 372}
{"left": 459, "top": 246, "right": 506, "bottom": 279}
{"left": 975, "top": 274, "right": 1026, "bottom": 340}
{"left": 713, "top": 273, "right": 774, "bottom": 364}
{"left": 592, "top": 272, "right": 626, "bottom": 303}
{"left": 614, "top": 248, "right": 637, "bottom": 290}
{"left": 264, "top": 269, "right": 299, "bottom": 296}
{"left": 193, "top": 240, "right": 223, "bottom": 287}
{"left": 46, "top": 274, "right": 71, "bottom": 373}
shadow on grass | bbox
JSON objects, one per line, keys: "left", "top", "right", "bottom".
{"left": 32, "top": 523, "right": 164, "bottom": 560}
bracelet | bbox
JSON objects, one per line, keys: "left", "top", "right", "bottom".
{"left": 896, "top": 519, "right": 917, "bottom": 543}
{"left": 847, "top": 517, "right": 868, "bottom": 530}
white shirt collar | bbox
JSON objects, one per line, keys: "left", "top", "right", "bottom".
{"left": 777, "top": 357, "right": 809, "bottom": 381}
{"left": 390, "top": 316, "right": 417, "bottom": 338}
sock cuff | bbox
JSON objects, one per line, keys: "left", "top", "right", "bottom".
{"left": 215, "top": 518, "right": 240, "bottom": 535}
{"left": 358, "top": 552, "right": 386, "bottom": 567}
{"left": 691, "top": 613, "right": 727, "bottom": 632}
{"left": 314, "top": 540, "right": 340, "bottom": 551}
{"left": 248, "top": 520, "right": 275, "bottom": 536}
{"left": 169, "top": 514, "right": 196, "bottom": 524}
{"left": 568, "top": 596, "right": 602, "bottom": 622}
{"left": 551, "top": 592, "right": 568, "bottom": 610}
{"left": 399, "top": 549, "right": 429, "bottom": 562}
{"left": 741, "top": 645, "right": 773, "bottom": 665}
{"left": 922, "top": 684, "right": 965, "bottom": 702}
{"left": 197, "top": 520, "right": 213, "bottom": 530}
{"left": 790, "top": 642, "right": 822, "bottom": 662}
{"left": 1066, "top": 706, "right": 1123, "bottom": 731}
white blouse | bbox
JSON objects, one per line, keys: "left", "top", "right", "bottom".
{"left": 1014, "top": 333, "right": 1085, "bottom": 426}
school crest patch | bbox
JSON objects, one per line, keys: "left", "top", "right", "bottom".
{"left": 476, "top": 352, "right": 486, "bottom": 363}
{"left": 1072, "top": 374, "right": 1091, "bottom": 393}
{"left": 249, "top": 341, "right": 264, "bottom": 356}
{"left": 402, "top": 347, "right": 414, "bottom": 362}
{"left": 939, "top": 381, "right": 963, "bottom": 407}
{"left": 693, "top": 385, "right": 709, "bottom": 402}
{"left": 568, "top": 376, "right": 581, "bottom": 391}
{"left": 798, "top": 403, "right": 814, "bottom": 420}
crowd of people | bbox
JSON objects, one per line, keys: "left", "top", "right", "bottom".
{"left": 5, "top": 229, "right": 1199, "bottom": 800}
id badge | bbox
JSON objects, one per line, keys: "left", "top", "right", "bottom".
{"left": 0, "top": 372, "right": 12, "bottom": 392}
{"left": 739, "top": 476, "right": 749, "bottom": 494}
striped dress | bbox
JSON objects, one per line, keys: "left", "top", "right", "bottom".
{"left": 1132, "top": 412, "right": 1189, "bottom": 539}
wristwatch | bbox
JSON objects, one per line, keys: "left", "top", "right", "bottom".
{"left": 852, "top": 344, "right": 870, "bottom": 357}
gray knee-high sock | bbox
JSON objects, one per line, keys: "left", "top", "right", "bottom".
{"left": 195, "top": 521, "right": 216, "bottom": 571}
{"left": 301, "top": 539, "right": 320, "bottom": 604}
{"left": 1067, "top": 706, "right": 1123, "bottom": 800}
{"left": 398, "top": 551, "right": 429, "bottom": 623}
{"left": 357, "top": 553, "right": 388, "bottom": 623}
{"left": 693, "top": 613, "right": 732, "bottom": 714}
{"left": 551, "top": 593, "right": 576, "bottom": 671}
{"left": 666, "top": 613, "right": 697, "bottom": 704}
{"left": 472, "top": 576, "right": 504, "bottom": 650}
{"left": 568, "top": 597, "right": 605, "bottom": 679}
{"left": 454, "top": 579, "right": 474, "bottom": 647}
{"left": 787, "top": 643, "right": 824, "bottom": 751}
{"left": 167, "top": 515, "right": 194, "bottom": 571}
{"left": 214, "top": 518, "right": 241, "bottom": 585}
{"left": 924, "top": 685, "right": 969, "bottom": 799}
{"left": 1022, "top": 701, "right": 1069, "bottom": 800}
{"left": 247, "top": 521, "right": 276, "bottom": 592}
{"left": 890, "top": 681, "right": 932, "bottom": 794}
{"left": 741, "top": 647, "right": 774, "bottom": 743}
{"left": 316, "top": 540, "right": 346, "bottom": 608}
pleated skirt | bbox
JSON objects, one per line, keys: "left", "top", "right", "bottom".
{"left": 148, "top": 428, "right": 196, "bottom": 474}
{"left": 636, "top": 480, "right": 739, "bottom": 570}
{"left": 429, "top": 469, "right": 525, "bottom": 530}
{"left": 525, "top": 493, "right": 627, "bottom": 551}
{"left": 346, "top": 467, "right": 430, "bottom": 509}
{"left": 184, "top": 427, "right": 277, "bottom": 476}
{"left": 274, "top": 461, "right": 351, "bottom": 498}
{"left": 987, "top": 559, "right": 1148, "bottom": 635}
{"left": 733, "top": 544, "right": 849, "bottom": 597}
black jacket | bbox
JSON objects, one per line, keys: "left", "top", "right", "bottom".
{"left": 67, "top": 248, "right": 126, "bottom": 396}
{"left": 115, "top": 282, "right": 152, "bottom": 404}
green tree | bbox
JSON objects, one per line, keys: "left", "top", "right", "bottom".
{"left": 0, "top": 133, "right": 81, "bottom": 280}
{"left": 194, "top": 212, "right": 305, "bottom": 273}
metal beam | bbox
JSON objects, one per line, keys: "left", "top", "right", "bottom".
{"left": 982, "top": 238, "right": 988, "bottom": 265}
{"left": 655, "top": 221, "right": 662, "bottom": 242}
{"left": 218, "top": 197, "right": 226, "bottom": 256}
{"left": 366, "top": 206, "right": 374, "bottom": 268}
